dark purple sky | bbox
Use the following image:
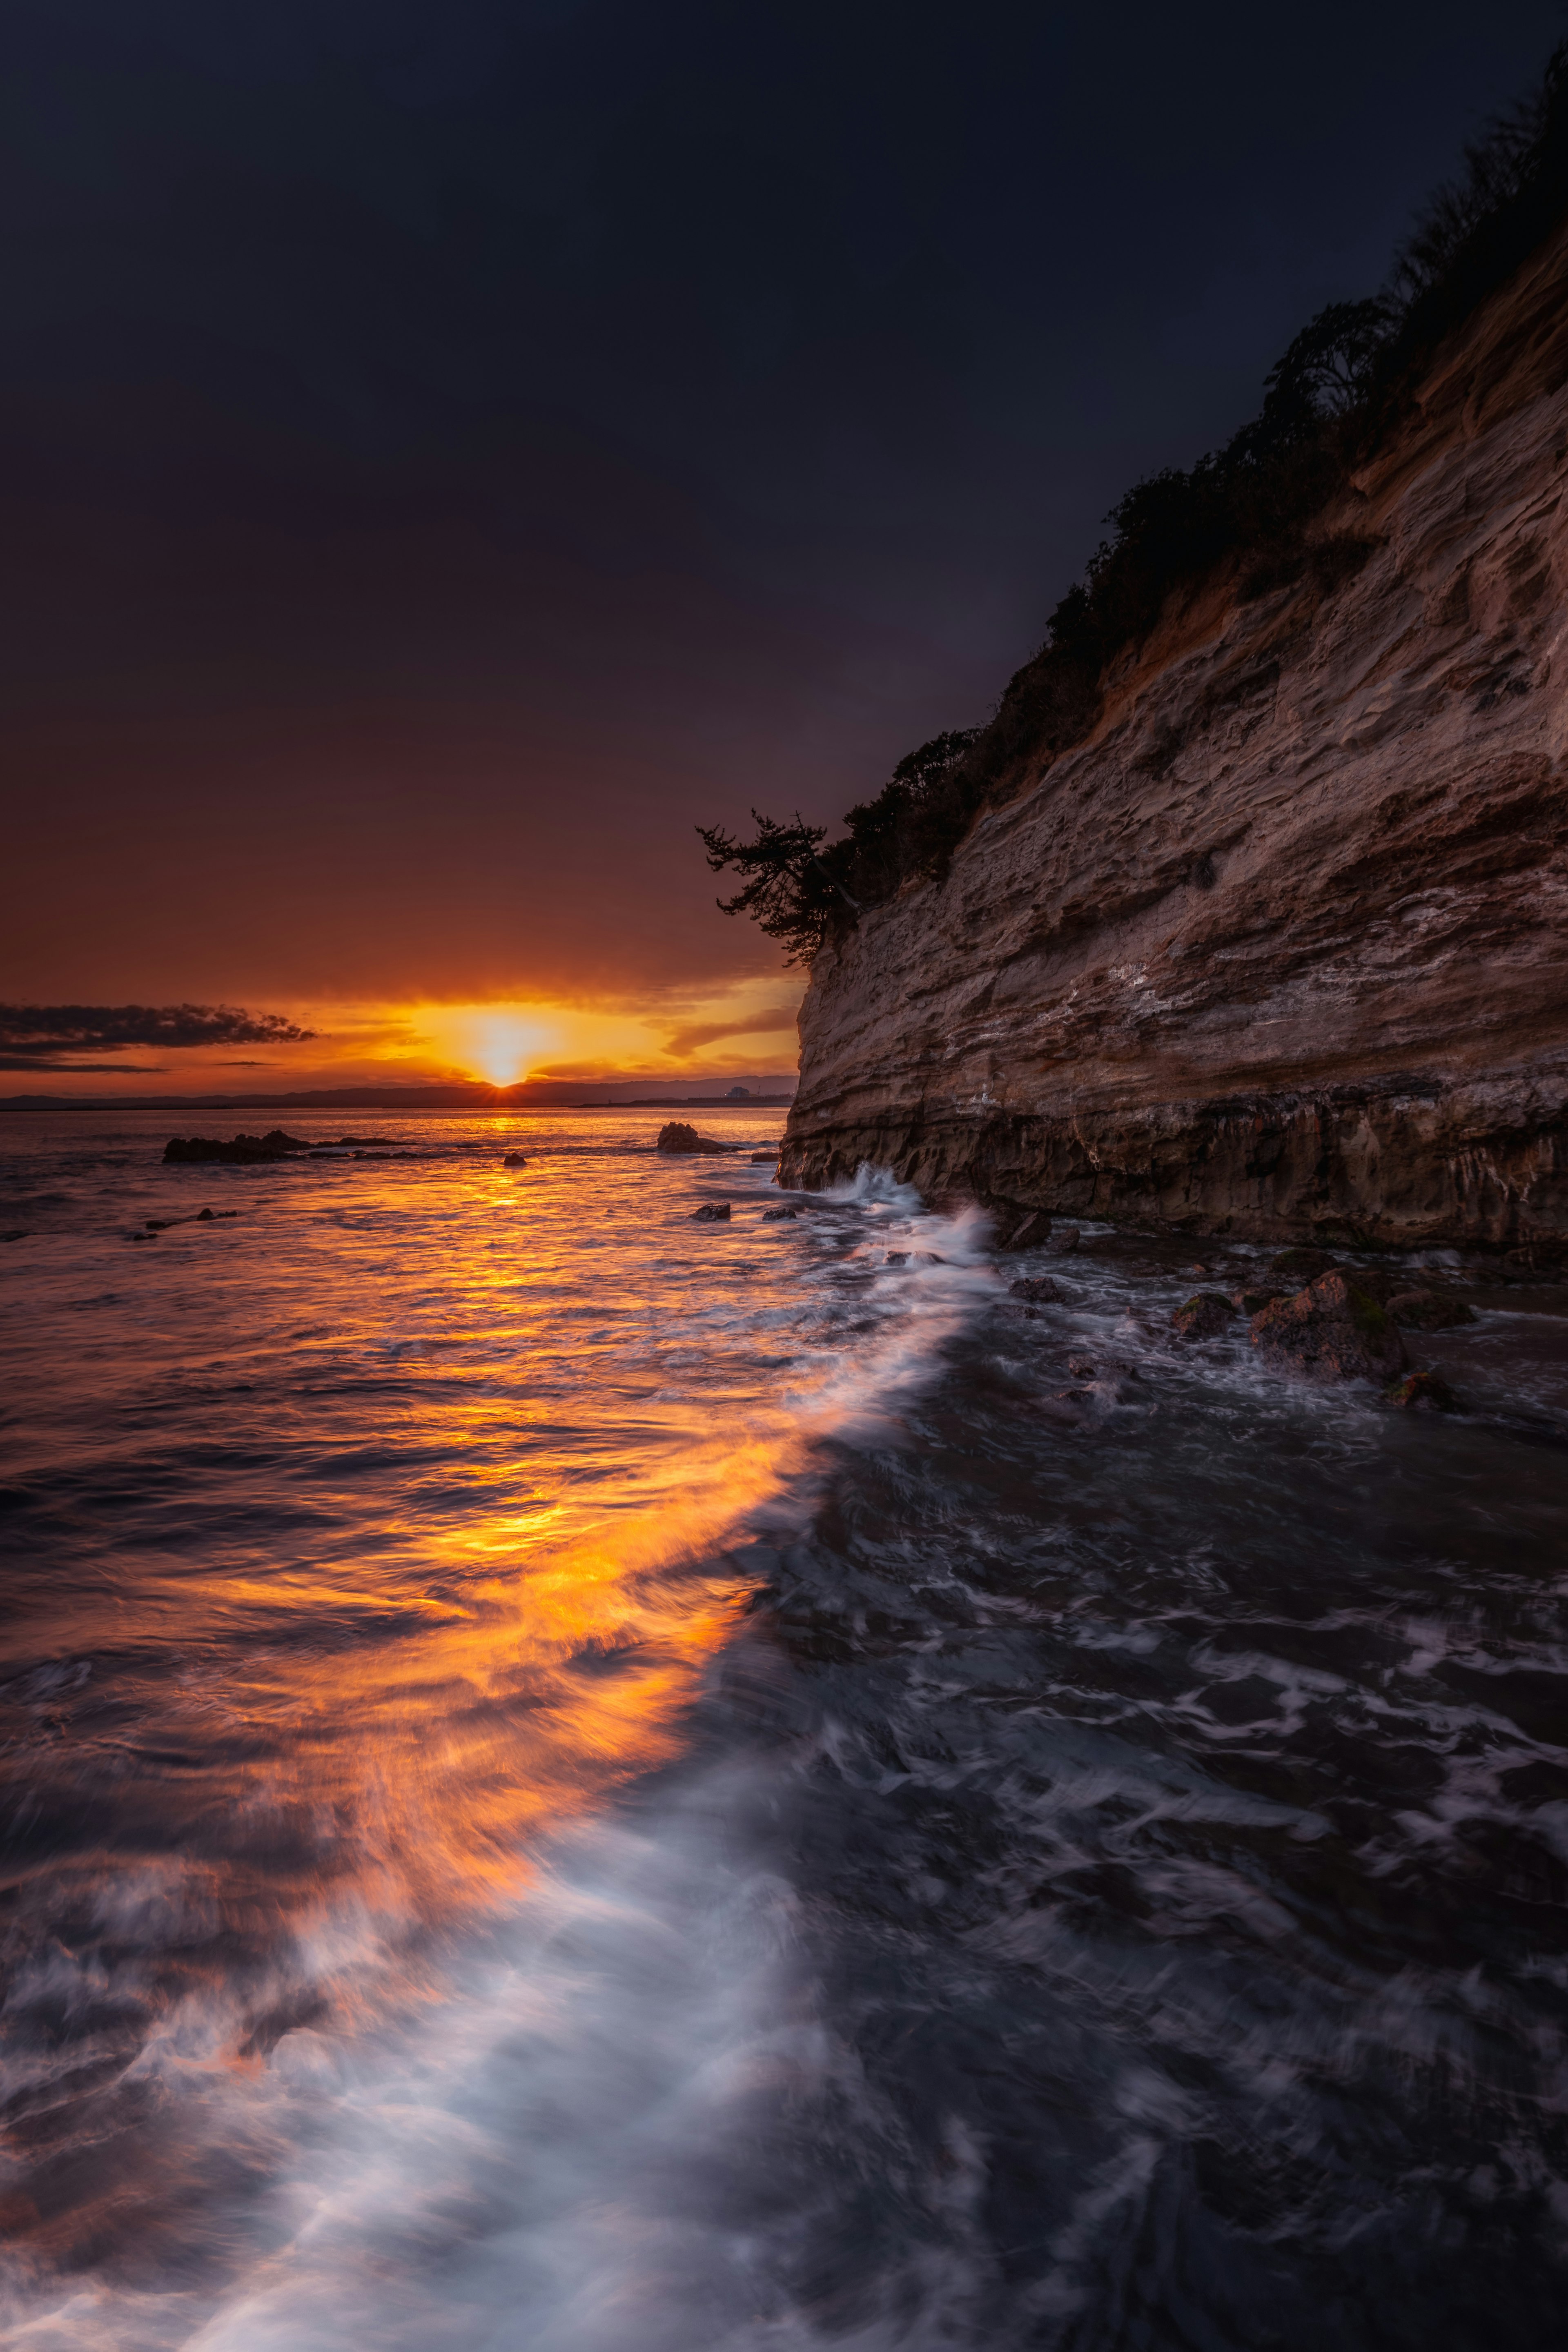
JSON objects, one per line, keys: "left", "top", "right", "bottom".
{"left": 4, "top": 0, "right": 1561, "bottom": 1014}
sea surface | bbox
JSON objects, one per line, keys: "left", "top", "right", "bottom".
{"left": 2, "top": 1105, "right": 1566, "bottom": 2350}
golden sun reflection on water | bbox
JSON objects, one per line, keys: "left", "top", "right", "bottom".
{"left": 0, "top": 1105, "right": 883, "bottom": 2274}
{"left": 0, "top": 1114, "right": 823, "bottom": 2053}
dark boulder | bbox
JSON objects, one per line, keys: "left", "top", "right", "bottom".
{"left": 1387, "top": 1289, "right": 1478, "bottom": 1330}
{"left": 657, "top": 1123, "right": 735, "bottom": 1155}
{"left": 691, "top": 1202, "right": 732, "bottom": 1221}
{"left": 1047, "top": 1225, "right": 1081, "bottom": 1254}
{"left": 1251, "top": 1272, "right": 1407, "bottom": 1383}
{"left": 1386, "top": 1369, "right": 1460, "bottom": 1411}
{"left": 1172, "top": 1292, "right": 1237, "bottom": 1340}
{"left": 749, "top": 1150, "right": 778, "bottom": 1163}
{"left": 1009, "top": 1276, "right": 1065, "bottom": 1303}
{"left": 997, "top": 1209, "right": 1051, "bottom": 1251}
{"left": 762, "top": 1207, "right": 799, "bottom": 1221}
{"left": 503, "top": 1152, "right": 528, "bottom": 1167}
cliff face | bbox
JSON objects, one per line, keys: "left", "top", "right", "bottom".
{"left": 780, "top": 226, "right": 1568, "bottom": 1254}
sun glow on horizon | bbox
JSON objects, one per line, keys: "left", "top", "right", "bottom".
{"left": 400, "top": 991, "right": 800, "bottom": 1087}
{"left": 463, "top": 1012, "right": 559, "bottom": 1087}
{"left": 18, "top": 984, "right": 801, "bottom": 1096}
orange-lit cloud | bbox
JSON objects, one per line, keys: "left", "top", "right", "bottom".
{"left": 4, "top": 980, "right": 802, "bottom": 1097}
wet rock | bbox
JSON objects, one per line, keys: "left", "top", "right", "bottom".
{"left": 1067, "top": 1355, "right": 1097, "bottom": 1379}
{"left": 1009, "top": 1276, "right": 1065, "bottom": 1303}
{"left": 998, "top": 1209, "right": 1051, "bottom": 1251}
{"left": 749, "top": 1151, "right": 778, "bottom": 1163}
{"left": 691, "top": 1202, "right": 732, "bottom": 1221}
{"left": 1251, "top": 1272, "right": 1408, "bottom": 1383}
{"left": 1047, "top": 1225, "right": 1081, "bottom": 1254}
{"left": 1387, "top": 1288, "right": 1478, "bottom": 1330}
{"left": 503, "top": 1152, "right": 528, "bottom": 1167}
{"left": 1172, "top": 1292, "right": 1237, "bottom": 1339}
{"left": 762, "top": 1206, "right": 800, "bottom": 1221}
{"left": 1386, "top": 1368, "right": 1460, "bottom": 1411}
{"left": 657, "top": 1123, "right": 736, "bottom": 1155}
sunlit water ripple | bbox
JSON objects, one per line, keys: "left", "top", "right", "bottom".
{"left": 2, "top": 1107, "right": 1566, "bottom": 2348}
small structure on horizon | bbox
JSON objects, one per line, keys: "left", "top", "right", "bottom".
{"left": 726, "top": 1085, "right": 751, "bottom": 1098}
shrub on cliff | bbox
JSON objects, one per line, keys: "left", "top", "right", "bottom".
{"left": 697, "top": 730, "right": 980, "bottom": 963}
{"left": 702, "top": 42, "right": 1568, "bottom": 963}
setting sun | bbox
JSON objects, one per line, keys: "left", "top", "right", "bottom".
{"left": 461, "top": 1011, "right": 559, "bottom": 1086}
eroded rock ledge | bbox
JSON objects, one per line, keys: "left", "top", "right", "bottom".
{"left": 780, "top": 225, "right": 1568, "bottom": 1254}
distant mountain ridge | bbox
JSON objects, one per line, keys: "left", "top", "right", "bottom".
{"left": 0, "top": 1076, "right": 797, "bottom": 1112}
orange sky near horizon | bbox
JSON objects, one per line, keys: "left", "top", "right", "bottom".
{"left": 6, "top": 979, "right": 804, "bottom": 1098}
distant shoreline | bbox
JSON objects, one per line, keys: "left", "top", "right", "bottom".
{"left": 0, "top": 1089, "right": 795, "bottom": 1115}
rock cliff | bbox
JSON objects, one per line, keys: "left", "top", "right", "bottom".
{"left": 780, "top": 225, "right": 1568, "bottom": 1254}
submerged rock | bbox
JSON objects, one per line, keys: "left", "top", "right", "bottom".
{"left": 691, "top": 1202, "right": 732, "bottom": 1221}
{"left": 1172, "top": 1292, "right": 1237, "bottom": 1339}
{"left": 1387, "top": 1368, "right": 1460, "bottom": 1411}
{"left": 657, "top": 1122, "right": 736, "bottom": 1155}
{"left": 1387, "top": 1289, "right": 1478, "bottom": 1330}
{"left": 1047, "top": 1225, "right": 1081, "bottom": 1254}
{"left": 503, "top": 1152, "right": 528, "bottom": 1167}
{"left": 762, "top": 1206, "right": 800, "bottom": 1221}
{"left": 1009, "top": 1275, "right": 1065, "bottom": 1303}
{"left": 1251, "top": 1272, "right": 1408, "bottom": 1383}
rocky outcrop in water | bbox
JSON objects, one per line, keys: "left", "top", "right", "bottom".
{"left": 657, "top": 1123, "right": 737, "bottom": 1155}
{"left": 780, "top": 226, "right": 1568, "bottom": 1253}
{"left": 164, "top": 1130, "right": 310, "bottom": 1163}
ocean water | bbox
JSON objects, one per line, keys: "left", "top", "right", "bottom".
{"left": 2, "top": 1106, "right": 1566, "bottom": 2350}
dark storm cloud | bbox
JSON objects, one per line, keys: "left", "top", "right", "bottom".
{"left": 0, "top": 1006, "right": 317, "bottom": 1067}
{"left": 1, "top": 2, "right": 1562, "bottom": 1004}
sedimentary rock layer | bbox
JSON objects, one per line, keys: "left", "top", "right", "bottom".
{"left": 780, "top": 225, "right": 1568, "bottom": 1252}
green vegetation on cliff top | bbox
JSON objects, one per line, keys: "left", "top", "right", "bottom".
{"left": 700, "top": 42, "right": 1568, "bottom": 967}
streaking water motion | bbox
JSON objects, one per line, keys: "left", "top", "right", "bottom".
{"left": 1, "top": 1110, "right": 1565, "bottom": 2347}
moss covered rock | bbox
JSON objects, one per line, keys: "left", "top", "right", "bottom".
{"left": 1251, "top": 1272, "right": 1408, "bottom": 1383}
